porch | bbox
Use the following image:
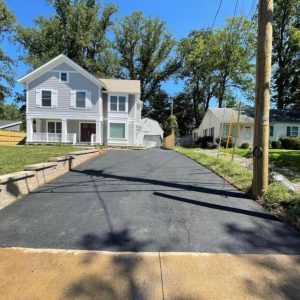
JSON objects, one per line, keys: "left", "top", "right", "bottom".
{"left": 26, "top": 118, "right": 101, "bottom": 145}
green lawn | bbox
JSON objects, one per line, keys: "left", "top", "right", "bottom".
{"left": 225, "top": 148, "right": 300, "bottom": 172}
{"left": 0, "top": 145, "right": 86, "bottom": 175}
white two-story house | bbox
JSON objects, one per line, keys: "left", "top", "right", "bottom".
{"left": 18, "top": 54, "right": 143, "bottom": 146}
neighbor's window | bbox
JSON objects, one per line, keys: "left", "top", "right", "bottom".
{"left": 76, "top": 91, "right": 86, "bottom": 108}
{"left": 110, "top": 95, "right": 127, "bottom": 112}
{"left": 287, "top": 126, "right": 298, "bottom": 136}
{"left": 60, "top": 72, "right": 68, "bottom": 82}
{"left": 270, "top": 125, "right": 274, "bottom": 137}
{"left": 110, "top": 123, "right": 125, "bottom": 139}
{"left": 42, "top": 90, "right": 52, "bottom": 107}
{"left": 47, "top": 121, "right": 62, "bottom": 134}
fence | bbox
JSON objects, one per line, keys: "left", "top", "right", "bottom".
{"left": 0, "top": 130, "right": 26, "bottom": 145}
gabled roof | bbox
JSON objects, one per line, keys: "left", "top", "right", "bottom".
{"left": 100, "top": 78, "right": 140, "bottom": 94}
{"left": 0, "top": 120, "right": 22, "bottom": 129}
{"left": 209, "top": 108, "right": 254, "bottom": 124}
{"left": 18, "top": 54, "right": 106, "bottom": 88}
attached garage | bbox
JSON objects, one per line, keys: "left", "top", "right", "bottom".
{"left": 136, "top": 118, "right": 164, "bottom": 148}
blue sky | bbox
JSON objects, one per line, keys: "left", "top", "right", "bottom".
{"left": 4, "top": 0, "right": 257, "bottom": 105}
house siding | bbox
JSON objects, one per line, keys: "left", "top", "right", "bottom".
{"left": 270, "top": 122, "right": 300, "bottom": 141}
{"left": 27, "top": 70, "right": 100, "bottom": 119}
{"left": 52, "top": 62, "right": 76, "bottom": 72}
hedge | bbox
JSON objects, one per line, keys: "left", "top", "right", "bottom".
{"left": 279, "top": 136, "right": 300, "bottom": 150}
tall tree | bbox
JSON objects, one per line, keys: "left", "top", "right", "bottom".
{"left": 17, "top": 0, "right": 118, "bottom": 77}
{"left": 0, "top": 0, "right": 16, "bottom": 102}
{"left": 114, "top": 11, "right": 180, "bottom": 102}
{"left": 272, "top": 0, "right": 300, "bottom": 110}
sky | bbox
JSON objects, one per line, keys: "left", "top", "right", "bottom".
{"left": 3, "top": 0, "right": 257, "bottom": 105}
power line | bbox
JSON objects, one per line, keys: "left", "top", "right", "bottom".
{"left": 210, "top": 0, "right": 223, "bottom": 30}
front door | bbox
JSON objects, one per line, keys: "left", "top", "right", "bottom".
{"left": 80, "top": 123, "right": 96, "bottom": 142}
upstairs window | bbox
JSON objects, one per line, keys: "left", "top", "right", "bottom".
{"left": 42, "top": 90, "right": 52, "bottom": 107}
{"left": 76, "top": 91, "right": 86, "bottom": 108}
{"left": 59, "top": 72, "right": 68, "bottom": 83}
{"left": 110, "top": 95, "right": 127, "bottom": 112}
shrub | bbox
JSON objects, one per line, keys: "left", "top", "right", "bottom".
{"left": 279, "top": 136, "right": 300, "bottom": 150}
{"left": 209, "top": 144, "right": 218, "bottom": 149}
{"left": 195, "top": 136, "right": 213, "bottom": 149}
{"left": 271, "top": 140, "right": 281, "bottom": 149}
{"left": 215, "top": 137, "right": 233, "bottom": 148}
{"left": 240, "top": 142, "right": 250, "bottom": 149}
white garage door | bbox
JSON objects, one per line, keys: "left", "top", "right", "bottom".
{"left": 143, "top": 135, "right": 162, "bottom": 148}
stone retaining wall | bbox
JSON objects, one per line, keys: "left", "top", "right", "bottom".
{"left": 0, "top": 148, "right": 108, "bottom": 210}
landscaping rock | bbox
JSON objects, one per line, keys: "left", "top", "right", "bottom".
{"left": 269, "top": 171, "right": 296, "bottom": 193}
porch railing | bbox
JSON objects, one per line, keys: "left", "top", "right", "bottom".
{"left": 32, "top": 132, "right": 77, "bottom": 144}
{"left": 91, "top": 133, "right": 96, "bottom": 146}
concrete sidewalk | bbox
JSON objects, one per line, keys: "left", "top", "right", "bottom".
{"left": 1, "top": 248, "right": 300, "bottom": 299}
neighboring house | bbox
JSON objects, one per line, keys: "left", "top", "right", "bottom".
{"left": 0, "top": 120, "right": 22, "bottom": 131}
{"left": 18, "top": 54, "right": 143, "bottom": 146}
{"left": 136, "top": 118, "right": 164, "bottom": 148}
{"left": 268, "top": 110, "right": 300, "bottom": 141}
{"left": 196, "top": 108, "right": 255, "bottom": 147}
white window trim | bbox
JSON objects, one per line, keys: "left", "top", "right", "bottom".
{"left": 75, "top": 90, "right": 88, "bottom": 109}
{"left": 59, "top": 71, "right": 69, "bottom": 83}
{"left": 41, "top": 89, "right": 53, "bottom": 108}
{"left": 46, "top": 120, "right": 62, "bottom": 134}
{"left": 108, "top": 120, "right": 128, "bottom": 140}
{"left": 79, "top": 121, "right": 96, "bottom": 143}
{"left": 108, "top": 93, "right": 128, "bottom": 113}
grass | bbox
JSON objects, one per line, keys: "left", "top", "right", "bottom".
{"left": 224, "top": 148, "right": 300, "bottom": 172}
{"left": 175, "top": 147, "right": 300, "bottom": 229}
{"left": 0, "top": 145, "right": 87, "bottom": 175}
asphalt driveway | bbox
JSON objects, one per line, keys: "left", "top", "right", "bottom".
{"left": 1, "top": 149, "right": 300, "bottom": 253}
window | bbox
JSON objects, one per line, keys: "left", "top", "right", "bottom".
{"left": 287, "top": 126, "right": 299, "bottom": 136}
{"left": 110, "top": 123, "right": 125, "bottom": 139}
{"left": 110, "top": 95, "right": 127, "bottom": 112}
{"left": 76, "top": 91, "right": 86, "bottom": 108}
{"left": 42, "top": 90, "right": 52, "bottom": 107}
{"left": 270, "top": 125, "right": 274, "bottom": 137}
{"left": 110, "top": 96, "right": 118, "bottom": 111}
{"left": 60, "top": 72, "right": 68, "bottom": 83}
{"left": 47, "top": 121, "right": 62, "bottom": 134}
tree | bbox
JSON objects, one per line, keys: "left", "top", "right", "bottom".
{"left": 0, "top": 102, "right": 23, "bottom": 121}
{"left": 17, "top": 0, "right": 118, "bottom": 77}
{"left": 114, "top": 11, "right": 180, "bottom": 102}
{"left": 172, "top": 92, "right": 195, "bottom": 136}
{"left": 143, "top": 88, "right": 170, "bottom": 125}
{"left": 213, "top": 16, "right": 256, "bottom": 108}
{"left": 272, "top": 0, "right": 300, "bottom": 110}
{"left": 163, "top": 114, "right": 178, "bottom": 137}
{"left": 0, "top": 0, "right": 16, "bottom": 102}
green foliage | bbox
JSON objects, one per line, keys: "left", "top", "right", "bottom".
{"left": 272, "top": 0, "right": 300, "bottom": 110}
{"left": 195, "top": 136, "right": 213, "bottom": 149}
{"left": 264, "top": 182, "right": 293, "bottom": 204}
{"left": 240, "top": 142, "right": 250, "bottom": 149}
{"left": 114, "top": 11, "right": 180, "bottom": 102}
{"left": 163, "top": 114, "right": 178, "bottom": 137}
{"left": 279, "top": 136, "right": 300, "bottom": 150}
{"left": 216, "top": 137, "right": 233, "bottom": 148}
{"left": 16, "top": 0, "right": 118, "bottom": 77}
{"left": 0, "top": 0, "right": 16, "bottom": 101}
{"left": 271, "top": 140, "right": 281, "bottom": 149}
{"left": 175, "top": 147, "right": 252, "bottom": 192}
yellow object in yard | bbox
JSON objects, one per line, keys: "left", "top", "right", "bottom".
{"left": 224, "top": 112, "right": 234, "bottom": 156}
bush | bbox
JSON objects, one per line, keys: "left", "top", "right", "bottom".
{"left": 240, "top": 142, "right": 250, "bottom": 149}
{"left": 209, "top": 144, "right": 218, "bottom": 149}
{"left": 271, "top": 140, "right": 281, "bottom": 149}
{"left": 195, "top": 136, "right": 213, "bottom": 149}
{"left": 279, "top": 136, "right": 300, "bottom": 150}
{"left": 215, "top": 137, "right": 234, "bottom": 148}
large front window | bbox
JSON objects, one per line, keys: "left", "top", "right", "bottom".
{"left": 110, "top": 95, "right": 126, "bottom": 112}
{"left": 47, "top": 121, "right": 62, "bottom": 134}
{"left": 110, "top": 123, "right": 125, "bottom": 139}
{"left": 42, "top": 90, "right": 52, "bottom": 107}
{"left": 76, "top": 91, "right": 86, "bottom": 108}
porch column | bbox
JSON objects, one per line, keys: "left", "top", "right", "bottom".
{"left": 61, "top": 119, "right": 67, "bottom": 143}
{"left": 26, "top": 118, "right": 33, "bottom": 142}
{"left": 96, "top": 120, "right": 101, "bottom": 144}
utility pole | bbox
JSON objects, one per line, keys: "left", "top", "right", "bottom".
{"left": 252, "top": 0, "right": 273, "bottom": 199}
{"left": 171, "top": 98, "right": 174, "bottom": 115}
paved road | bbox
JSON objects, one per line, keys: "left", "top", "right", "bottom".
{"left": 1, "top": 149, "right": 300, "bottom": 253}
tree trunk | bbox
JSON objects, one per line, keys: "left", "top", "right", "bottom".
{"left": 218, "top": 80, "right": 226, "bottom": 108}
